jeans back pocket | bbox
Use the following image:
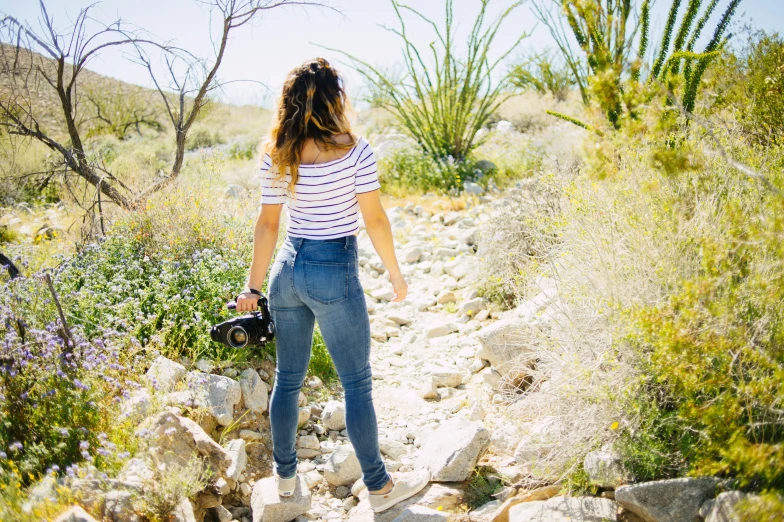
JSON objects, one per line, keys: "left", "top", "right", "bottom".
{"left": 303, "top": 261, "right": 349, "bottom": 304}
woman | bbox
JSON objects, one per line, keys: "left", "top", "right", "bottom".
{"left": 236, "top": 57, "right": 431, "bottom": 513}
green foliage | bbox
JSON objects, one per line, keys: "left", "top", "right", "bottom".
{"left": 462, "top": 465, "right": 504, "bottom": 510}
{"left": 710, "top": 30, "right": 784, "bottom": 145}
{"left": 185, "top": 128, "right": 226, "bottom": 151}
{"left": 309, "top": 327, "right": 338, "bottom": 384}
{"left": 736, "top": 492, "right": 784, "bottom": 522}
{"left": 227, "top": 139, "right": 258, "bottom": 161}
{"left": 0, "top": 467, "right": 74, "bottom": 521}
{"left": 83, "top": 86, "right": 164, "bottom": 140}
{"left": 320, "top": 0, "right": 529, "bottom": 166}
{"left": 509, "top": 49, "right": 576, "bottom": 101}
{"left": 377, "top": 147, "right": 477, "bottom": 194}
{"left": 133, "top": 454, "right": 213, "bottom": 522}
{"left": 1, "top": 276, "right": 141, "bottom": 482}
{"left": 535, "top": 0, "right": 742, "bottom": 128}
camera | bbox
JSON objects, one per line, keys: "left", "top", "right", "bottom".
{"left": 210, "top": 293, "right": 275, "bottom": 348}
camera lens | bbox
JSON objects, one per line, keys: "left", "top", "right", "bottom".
{"left": 227, "top": 325, "right": 249, "bottom": 348}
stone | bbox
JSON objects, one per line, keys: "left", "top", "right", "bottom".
{"left": 460, "top": 298, "right": 486, "bottom": 316}
{"left": 298, "top": 435, "right": 321, "bottom": 450}
{"left": 119, "top": 390, "right": 152, "bottom": 420}
{"left": 583, "top": 449, "right": 626, "bottom": 488}
{"left": 307, "top": 375, "right": 324, "bottom": 389}
{"left": 335, "top": 485, "right": 351, "bottom": 499}
{"left": 186, "top": 371, "right": 242, "bottom": 427}
{"left": 508, "top": 496, "right": 617, "bottom": 522}
{"left": 225, "top": 439, "right": 247, "bottom": 481}
{"left": 404, "top": 247, "right": 423, "bottom": 263}
{"left": 250, "top": 475, "right": 311, "bottom": 522}
{"left": 465, "top": 402, "right": 486, "bottom": 422}
{"left": 140, "top": 412, "right": 232, "bottom": 479}
{"left": 54, "top": 506, "right": 98, "bottom": 522}
{"left": 145, "top": 356, "right": 186, "bottom": 392}
{"left": 489, "top": 423, "right": 520, "bottom": 456}
{"left": 476, "top": 321, "right": 537, "bottom": 377}
{"left": 463, "top": 182, "right": 484, "bottom": 195}
{"left": 101, "top": 489, "right": 140, "bottom": 522}
{"left": 470, "top": 500, "right": 502, "bottom": 522}
{"left": 387, "top": 312, "right": 413, "bottom": 325}
{"left": 415, "top": 417, "right": 490, "bottom": 481}
{"left": 703, "top": 491, "right": 746, "bottom": 522}
{"left": 241, "top": 430, "right": 265, "bottom": 441}
{"left": 322, "top": 401, "right": 347, "bottom": 431}
{"left": 304, "top": 470, "right": 323, "bottom": 489}
{"left": 425, "top": 322, "right": 459, "bottom": 338}
{"left": 391, "top": 505, "right": 449, "bottom": 522}
{"left": 490, "top": 486, "right": 562, "bottom": 522}
{"left": 380, "top": 439, "right": 409, "bottom": 461}
{"left": 436, "top": 290, "right": 457, "bottom": 304}
{"left": 615, "top": 477, "right": 721, "bottom": 522}
{"left": 324, "top": 446, "right": 363, "bottom": 486}
{"left": 422, "top": 364, "right": 464, "bottom": 388}
{"left": 482, "top": 368, "right": 502, "bottom": 389}
{"left": 239, "top": 368, "right": 269, "bottom": 414}
{"left": 171, "top": 498, "right": 198, "bottom": 522}
{"left": 420, "top": 378, "right": 439, "bottom": 400}
{"left": 371, "top": 288, "right": 396, "bottom": 302}
{"left": 213, "top": 505, "right": 233, "bottom": 522}
{"left": 298, "top": 407, "right": 311, "bottom": 427}
{"left": 513, "top": 416, "right": 568, "bottom": 476}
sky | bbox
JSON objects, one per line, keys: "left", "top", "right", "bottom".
{"left": 2, "top": 0, "right": 783, "bottom": 109}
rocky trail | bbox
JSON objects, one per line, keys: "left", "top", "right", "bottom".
{"left": 55, "top": 178, "right": 744, "bottom": 522}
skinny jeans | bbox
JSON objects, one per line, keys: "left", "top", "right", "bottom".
{"left": 267, "top": 233, "right": 390, "bottom": 491}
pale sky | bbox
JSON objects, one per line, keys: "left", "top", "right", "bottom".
{"left": 2, "top": 0, "right": 782, "bottom": 108}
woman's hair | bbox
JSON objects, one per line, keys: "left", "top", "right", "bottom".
{"left": 261, "top": 57, "right": 357, "bottom": 197}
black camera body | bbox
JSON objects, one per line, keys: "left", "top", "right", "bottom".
{"left": 210, "top": 294, "right": 275, "bottom": 348}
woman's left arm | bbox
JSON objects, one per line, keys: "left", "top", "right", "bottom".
{"left": 238, "top": 203, "right": 283, "bottom": 312}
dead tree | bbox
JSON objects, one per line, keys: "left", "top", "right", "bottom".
{"left": 0, "top": 0, "right": 338, "bottom": 218}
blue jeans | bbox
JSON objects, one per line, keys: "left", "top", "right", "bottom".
{"left": 267, "top": 233, "right": 390, "bottom": 491}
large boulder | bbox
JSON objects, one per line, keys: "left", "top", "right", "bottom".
{"left": 513, "top": 416, "right": 568, "bottom": 479}
{"left": 324, "top": 445, "right": 363, "bottom": 486}
{"left": 508, "top": 496, "right": 617, "bottom": 522}
{"left": 250, "top": 475, "right": 311, "bottom": 522}
{"left": 239, "top": 368, "right": 269, "bottom": 414}
{"left": 224, "top": 439, "right": 247, "bottom": 482}
{"left": 145, "top": 356, "right": 186, "bottom": 392}
{"left": 139, "top": 411, "right": 232, "bottom": 479}
{"left": 615, "top": 477, "right": 720, "bottom": 522}
{"left": 187, "top": 371, "right": 242, "bottom": 426}
{"left": 415, "top": 417, "right": 490, "bottom": 481}
{"left": 475, "top": 321, "right": 536, "bottom": 376}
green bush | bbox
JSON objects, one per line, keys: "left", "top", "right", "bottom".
{"left": 710, "top": 30, "right": 784, "bottom": 145}
{"left": 1, "top": 276, "right": 140, "bottom": 483}
{"left": 378, "top": 148, "right": 477, "bottom": 195}
{"left": 185, "top": 128, "right": 225, "bottom": 151}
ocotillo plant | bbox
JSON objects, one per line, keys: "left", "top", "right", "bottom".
{"left": 317, "top": 0, "right": 529, "bottom": 165}
{"left": 535, "top": 0, "right": 743, "bottom": 128}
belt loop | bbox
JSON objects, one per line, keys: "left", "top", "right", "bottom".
{"left": 343, "top": 235, "right": 348, "bottom": 250}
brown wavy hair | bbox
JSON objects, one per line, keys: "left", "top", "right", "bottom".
{"left": 261, "top": 57, "right": 357, "bottom": 198}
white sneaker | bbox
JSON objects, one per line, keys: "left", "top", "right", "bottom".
{"left": 276, "top": 472, "right": 297, "bottom": 497}
{"left": 367, "top": 469, "right": 431, "bottom": 513}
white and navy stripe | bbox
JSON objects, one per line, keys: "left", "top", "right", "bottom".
{"left": 259, "top": 136, "right": 381, "bottom": 240}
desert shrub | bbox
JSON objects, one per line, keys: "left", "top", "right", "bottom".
{"left": 227, "top": 139, "right": 258, "bottom": 161}
{"left": 0, "top": 467, "right": 75, "bottom": 522}
{"left": 0, "top": 276, "right": 141, "bottom": 483}
{"left": 185, "top": 128, "right": 225, "bottom": 151}
{"left": 133, "top": 454, "right": 213, "bottom": 522}
{"left": 377, "top": 147, "right": 477, "bottom": 195}
{"left": 327, "top": 0, "right": 528, "bottom": 164}
{"left": 509, "top": 49, "right": 576, "bottom": 102}
{"left": 737, "top": 492, "right": 784, "bottom": 522}
{"left": 710, "top": 30, "right": 784, "bottom": 145}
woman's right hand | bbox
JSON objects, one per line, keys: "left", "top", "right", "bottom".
{"left": 236, "top": 292, "right": 260, "bottom": 312}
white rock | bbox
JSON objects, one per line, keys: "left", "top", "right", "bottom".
{"left": 475, "top": 321, "right": 537, "bottom": 377}
{"left": 415, "top": 417, "right": 490, "bottom": 481}
{"left": 435, "top": 290, "right": 457, "bottom": 304}
{"left": 420, "top": 377, "right": 440, "bottom": 400}
{"left": 391, "top": 505, "right": 449, "bottom": 522}
{"left": 239, "top": 368, "right": 268, "bottom": 414}
{"left": 53, "top": 505, "right": 98, "bottom": 522}
{"left": 145, "top": 356, "right": 186, "bottom": 392}
{"left": 425, "top": 322, "right": 459, "bottom": 338}
{"left": 224, "top": 439, "right": 247, "bottom": 481}
{"left": 422, "top": 364, "right": 464, "bottom": 388}
{"left": 324, "top": 446, "right": 363, "bottom": 486}
{"left": 322, "top": 401, "right": 347, "bottom": 431}
{"left": 489, "top": 423, "right": 520, "bottom": 456}
{"left": 583, "top": 449, "right": 626, "bottom": 488}
{"left": 387, "top": 312, "right": 413, "bottom": 325}
{"left": 404, "top": 247, "right": 423, "bottom": 263}
{"left": 371, "top": 288, "right": 396, "bottom": 302}
{"left": 459, "top": 298, "right": 486, "bottom": 316}
{"left": 615, "top": 477, "right": 721, "bottom": 522}
{"left": 250, "top": 475, "right": 311, "bottom": 522}
{"left": 509, "top": 496, "right": 618, "bottom": 522}
{"left": 186, "top": 371, "right": 242, "bottom": 427}
{"left": 298, "top": 435, "right": 321, "bottom": 450}
{"left": 298, "top": 407, "right": 311, "bottom": 427}
{"left": 703, "top": 491, "right": 746, "bottom": 522}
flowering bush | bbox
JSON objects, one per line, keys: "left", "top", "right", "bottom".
{"left": 1, "top": 276, "right": 141, "bottom": 482}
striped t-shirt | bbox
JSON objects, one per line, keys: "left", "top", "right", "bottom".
{"left": 259, "top": 136, "right": 381, "bottom": 240}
